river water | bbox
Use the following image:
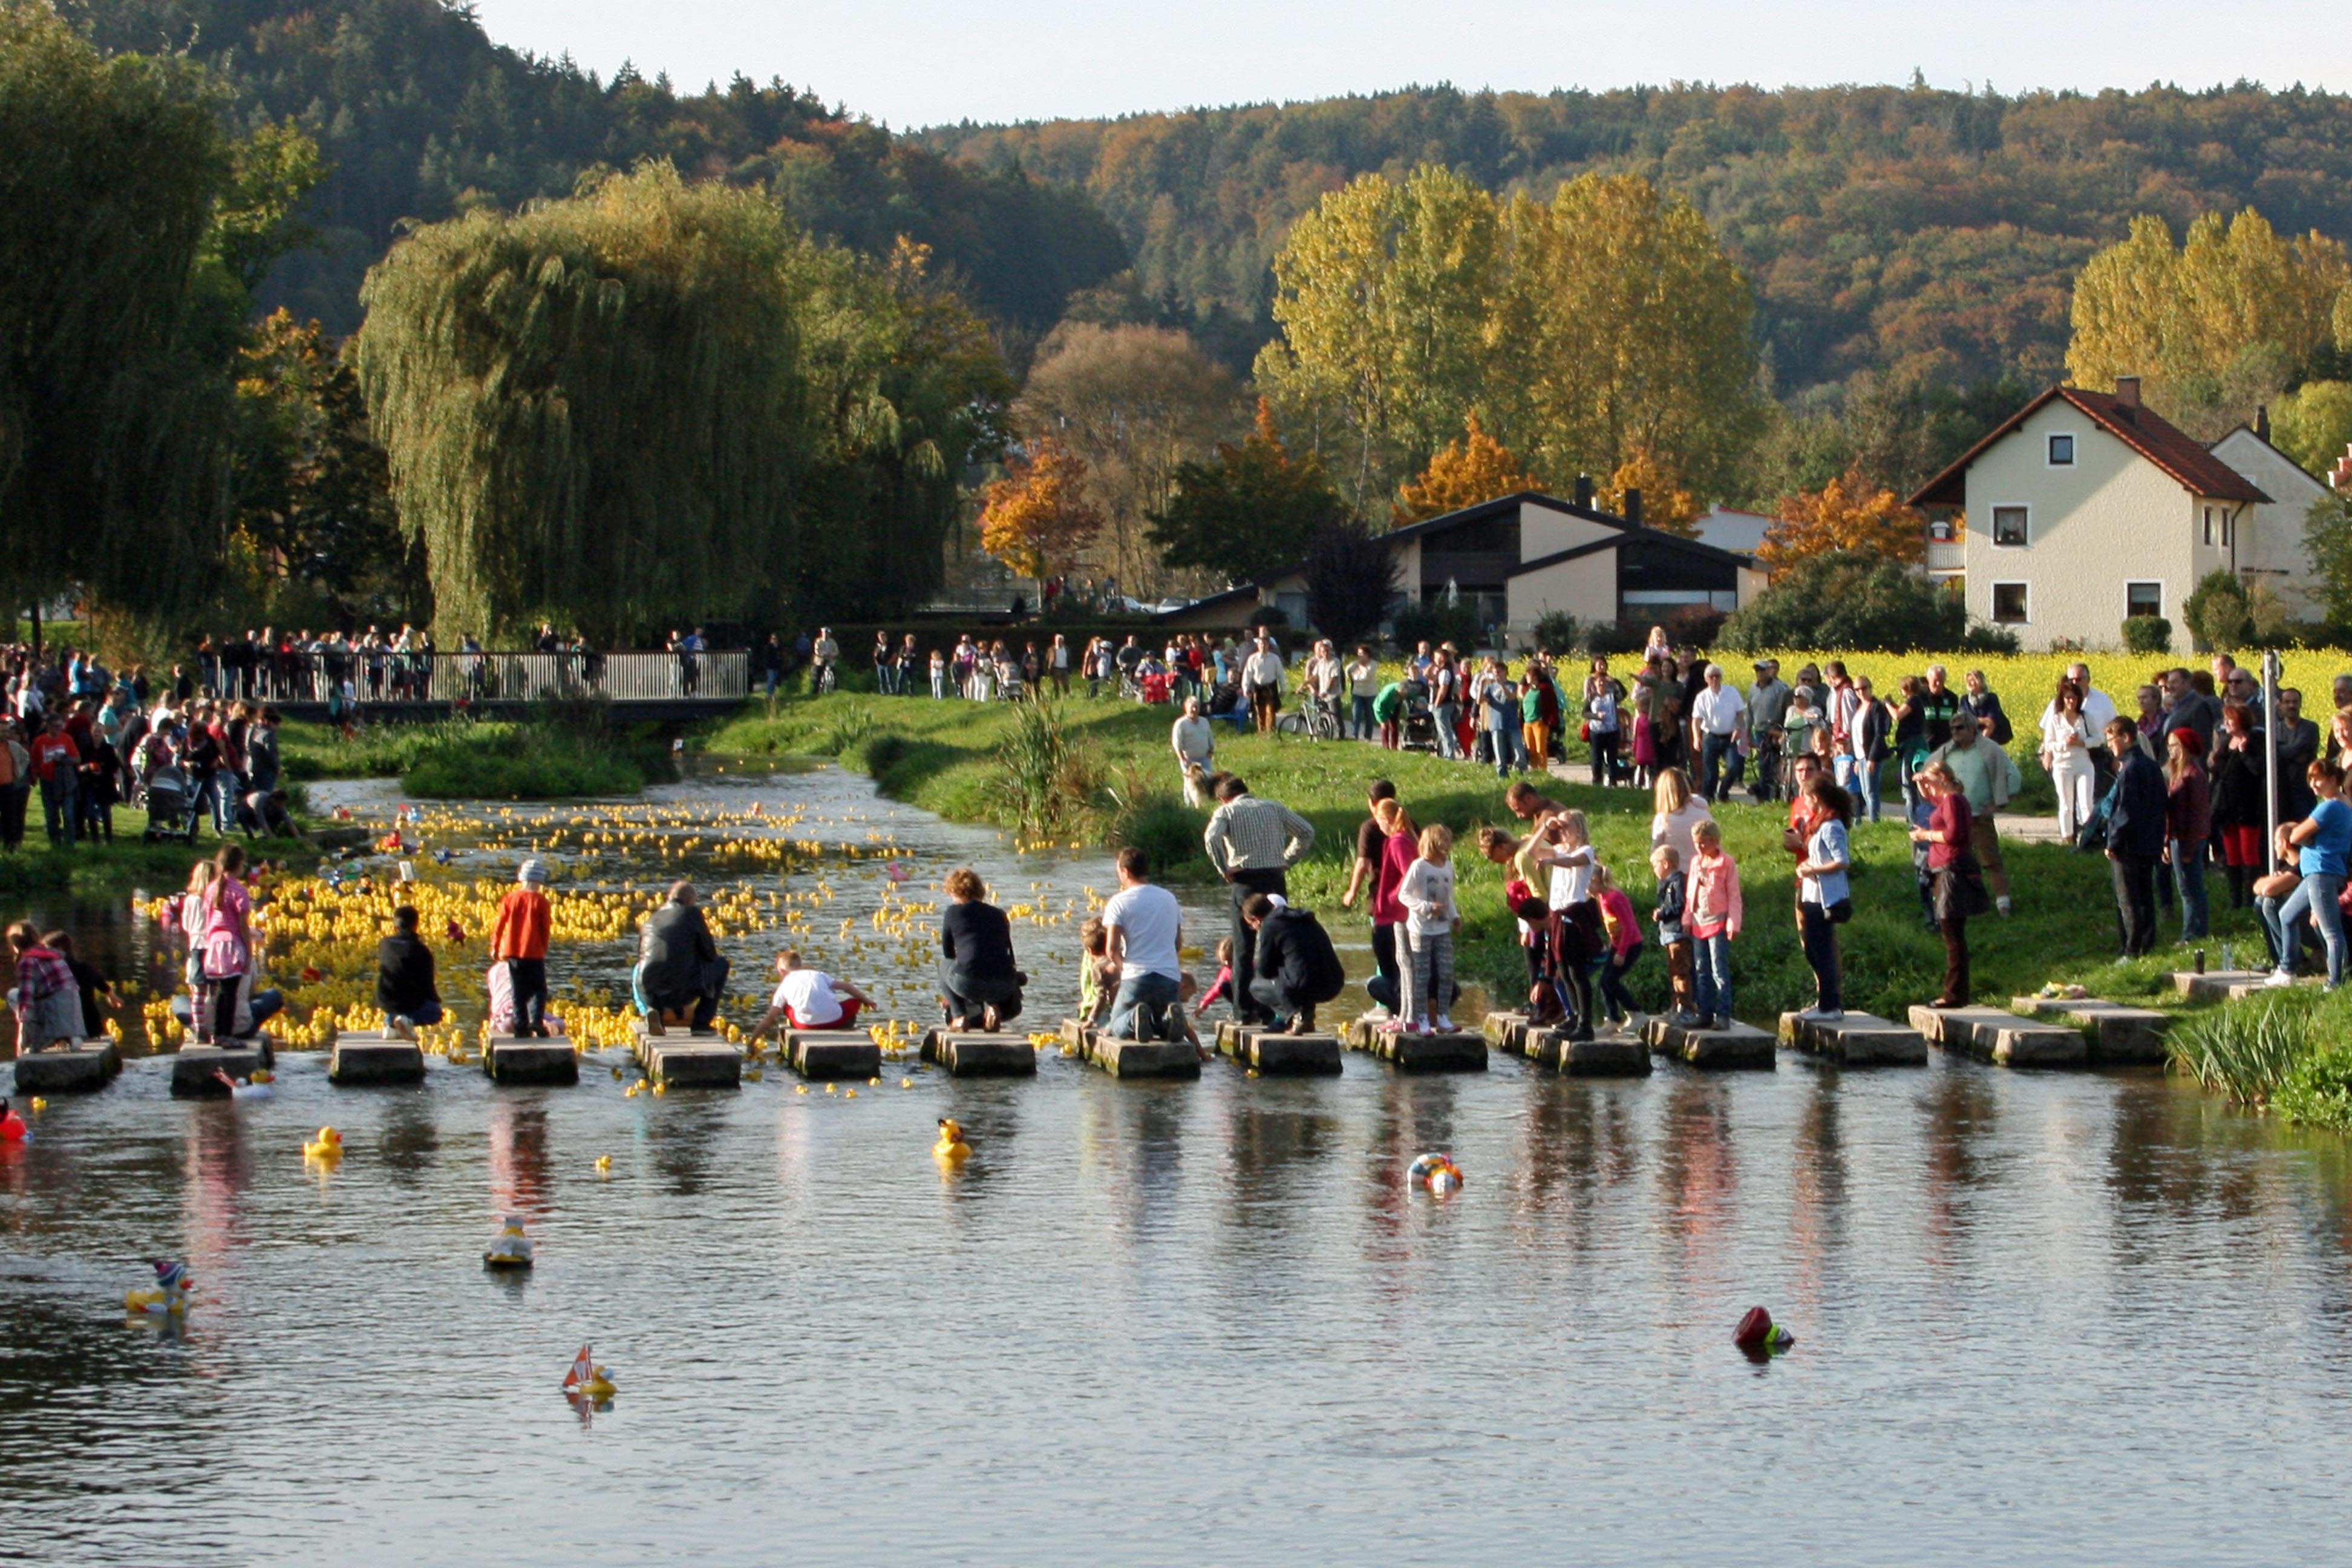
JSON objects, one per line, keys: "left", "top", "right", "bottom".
{"left": 3, "top": 763, "right": 2350, "bottom": 1564}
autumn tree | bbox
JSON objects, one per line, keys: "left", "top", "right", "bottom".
{"left": 979, "top": 436, "right": 1103, "bottom": 590}
{"left": 1757, "top": 468, "right": 1927, "bottom": 566}
{"left": 1148, "top": 402, "right": 1354, "bottom": 583}
{"left": 1393, "top": 414, "right": 1535, "bottom": 523}
{"left": 2273, "top": 381, "right": 2352, "bottom": 479}
{"left": 1599, "top": 446, "right": 1701, "bottom": 537}
{"left": 1014, "top": 322, "right": 1238, "bottom": 590}
{"left": 2067, "top": 208, "right": 2351, "bottom": 439}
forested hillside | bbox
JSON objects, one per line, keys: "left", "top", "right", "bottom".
{"left": 67, "top": 0, "right": 1129, "bottom": 336}
{"left": 921, "top": 82, "right": 2352, "bottom": 393}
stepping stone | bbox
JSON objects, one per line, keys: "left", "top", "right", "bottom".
{"left": 1642, "top": 1017, "right": 1776, "bottom": 1069}
{"left": 645, "top": 1035, "right": 741, "bottom": 1088}
{"left": 2011, "top": 996, "right": 2173, "bottom": 1066}
{"left": 13, "top": 1040, "right": 122, "bottom": 1094}
{"left": 1081, "top": 1031, "right": 1201, "bottom": 1079}
{"left": 328, "top": 1032, "right": 426, "bottom": 1086}
{"left": 1482, "top": 1011, "right": 1532, "bottom": 1053}
{"left": 483, "top": 1034, "right": 580, "bottom": 1085}
{"left": 1531, "top": 1026, "right": 1652, "bottom": 1077}
{"left": 169, "top": 1037, "right": 276, "bottom": 1098}
{"left": 1216, "top": 1022, "right": 1341, "bottom": 1076}
{"left": 1907, "top": 1005, "right": 2085, "bottom": 1067}
{"left": 1339, "top": 1016, "right": 1487, "bottom": 1071}
{"left": 1776, "top": 1011, "right": 1928, "bottom": 1066}
{"left": 786, "top": 1028, "right": 882, "bottom": 1080}
{"left": 2170, "top": 970, "right": 2277, "bottom": 1002}
{"left": 921, "top": 1029, "right": 1037, "bottom": 1076}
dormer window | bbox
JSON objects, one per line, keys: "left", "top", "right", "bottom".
{"left": 2048, "top": 433, "right": 2075, "bottom": 466}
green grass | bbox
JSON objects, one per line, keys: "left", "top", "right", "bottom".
{"left": 0, "top": 835, "right": 315, "bottom": 898}
{"left": 281, "top": 718, "right": 670, "bottom": 799}
{"left": 2171, "top": 987, "right": 2352, "bottom": 1130}
{"left": 696, "top": 691, "right": 2272, "bottom": 1025}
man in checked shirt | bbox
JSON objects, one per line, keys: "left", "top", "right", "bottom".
{"left": 1203, "top": 774, "right": 1317, "bottom": 1025}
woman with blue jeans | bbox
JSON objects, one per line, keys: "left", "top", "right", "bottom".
{"left": 2163, "top": 728, "right": 2211, "bottom": 942}
{"left": 1684, "top": 818, "right": 1742, "bottom": 1030}
{"left": 2262, "top": 756, "right": 2352, "bottom": 987}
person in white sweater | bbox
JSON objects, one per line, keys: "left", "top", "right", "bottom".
{"left": 1395, "top": 823, "right": 1460, "bottom": 1033}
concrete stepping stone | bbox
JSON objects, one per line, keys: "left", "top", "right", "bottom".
{"left": 1531, "top": 1025, "right": 1653, "bottom": 1077}
{"left": 1338, "top": 1016, "right": 1487, "bottom": 1071}
{"left": 1907, "top": 1005, "right": 2085, "bottom": 1067}
{"left": 921, "top": 1028, "right": 1037, "bottom": 1076}
{"left": 170, "top": 1037, "right": 276, "bottom": 1097}
{"left": 1214, "top": 1021, "right": 1342, "bottom": 1076}
{"left": 328, "top": 1032, "right": 426, "bottom": 1085}
{"left": 1067, "top": 1018, "right": 1200, "bottom": 1079}
{"left": 482, "top": 1034, "right": 579, "bottom": 1085}
{"left": 1481, "top": 1011, "right": 1532, "bottom": 1053}
{"left": 1642, "top": 1016, "right": 1776, "bottom": 1069}
{"left": 1776, "top": 1011, "right": 1928, "bottom": 1066}
{"left": 786, "top": 1028, "right": 882, "bottom": 1080}
{"left": 2011, "top": 996, "right": 2173, "bottom": 1065}
{"left": 13, "top": 1040, "right": 122, "bottom": 1094}
{"left": 2170, "top": 969, "right": 2280, "bottom": 1002}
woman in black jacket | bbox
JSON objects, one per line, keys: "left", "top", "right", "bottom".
{"left": 1852, "top": 675, "right": 1892, "bottom": 822}
{"left": 939, "top": 867, "right": 1024, "bottom": 1030}
{"left": 2209, "top": 702, "right": 2267, "bottom": 909}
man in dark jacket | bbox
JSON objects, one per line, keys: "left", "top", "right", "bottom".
{"left": 376, "top": 906, "right": 442, "bottom": 1037}
{"left": 2102, "top": 718, "right": 2169, "bottom": 958}
{"left": 1241, "top": 894, "right": 1345, "bottom": 1033}
{"left": 638, "top": 881, "right": 728, "bottom": 1031}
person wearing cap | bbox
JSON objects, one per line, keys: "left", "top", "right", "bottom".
{"left": 491, "top": 859, "right": 554, "bottom": 1036}
{"left": 2163, "top": 727, "right": 2213, "bottom": 942}
{"left": 1927, "top": 710, "right": 2022, "bottom": 916}
{"left": 1743, "top": 659, "right": 1791, "bottom": 800}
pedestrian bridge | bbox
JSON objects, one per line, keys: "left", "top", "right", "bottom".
{"left": 248, "top": 650, "right": 751, "bottom": 724}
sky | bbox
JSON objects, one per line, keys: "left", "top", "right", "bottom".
{"left": 469, "top": 0, "right": 2344, "bottom": 128}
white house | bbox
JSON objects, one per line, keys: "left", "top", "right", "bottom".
{"left": 2207, "top": 418, "right": 2334, "bottom": 621}
{"left": 1909, "top": 378, "right": 2282, "bottom": 649}
{"left": 1692, "top": 506, "right": 1774, "bottom": 557}
{"left": 1156, "top": 490, "right": 1766, "bottom": 641}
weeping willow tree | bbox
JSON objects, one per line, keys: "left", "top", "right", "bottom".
{"left": 354, "top": 165, "right": 1008, "bottom": 640}
{"left": 0, "top": 4, "right": 235, "bottom": 616}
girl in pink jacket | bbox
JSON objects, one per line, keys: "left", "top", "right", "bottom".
{"left": 1684, "top": 820, "right": 1743, "bottom": 1030}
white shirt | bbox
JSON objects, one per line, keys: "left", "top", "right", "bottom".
{"left": 2040, "top": 709, "right": 2094, "bottom": 762}
{"left": 1171, "top": 714, "right": 1215, "bottom": 765}
{"left": 1241, "top": 650, "right": 1285, "bottom": 688}
{"left": 2044, "top": 688, "right": 2120, "bottom": 738}
{"left": 1693, "top": 684, "right": 1745, "bottom": 736}
{"left": 1103, "top": 883, "right": 1184, "bottom": 981}
{"left": 1544, "top": 846, "right": 1595, "bottom": 910}
{"left": 1051, "top": 643, "right": 1069, "bottom": 669}
{"left": 774, "top": 969, "right": 844, "bottom": 1027}
{"left": 1650, "top": 802, "right": 1714, "bottom": 866}
{"left": 1397, "top": 857, "right": 1457, "bottom": 936}
{"left": 1347, "top": 659, "right": 1380, "bottom": 697}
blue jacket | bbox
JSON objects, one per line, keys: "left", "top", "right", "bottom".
{"left": 2103, "top": 750, "right": 2169, "bottom": 858}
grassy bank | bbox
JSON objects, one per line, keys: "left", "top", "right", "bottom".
{"left": 0, "top": 835, "right": 316, "bottom": 901}
{"left": 697, "top": 692, "right": 2270, "bottom": 1025}
{"left": 282, "top": 718, "right": 671, "bottom": 799}
{"left": 2170, "top": 988, "right": 2352, "bottom": 1129}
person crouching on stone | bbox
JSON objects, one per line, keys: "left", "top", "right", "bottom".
{"left": 1241, "top": 893, "right": 1345, "bottom": 1034}
{"left": 637, "top": 880, "right": 728, "bottom": 1033}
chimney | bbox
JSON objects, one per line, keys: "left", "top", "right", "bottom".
{"left": 1573, "top": 473, "right": 1594, "bottom": 508}
{"left": 2256, "top": 405, "right": 2271, "bottom": 442}
{"left": 1624, "top": 488, "right": 1644, "bottom": 528}
{"left": 2114, "top": 376, "right": 2141, "bottom": 408}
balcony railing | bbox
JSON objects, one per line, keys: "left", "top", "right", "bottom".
{"left": 1926, "top": 540, "right": 1965, "bottom": 573}
{"left": 200, "top": 649, "right": 750, "bottom": 705}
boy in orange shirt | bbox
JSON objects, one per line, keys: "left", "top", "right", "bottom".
{"left": 491, "top": 859, "right": 554, "bottom": 1036}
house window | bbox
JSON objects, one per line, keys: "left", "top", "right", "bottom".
{"left": 2126, "top": 581, "right": 2162, "bottom": 619}
{"left": 2223, "top": 511, "right": 2235, "bottom": 548}
{"left": 1991, "top": 506, "right": 2029, "bottom": 547}
{"left": 2048, "top": 433, "right": 2075, "bottom": 466}
{"left": 1991, "top": 582, "right": 2030, "bottom": 624}
{"left": 2204, "top": 507, "right": 2214, "bottom": 545}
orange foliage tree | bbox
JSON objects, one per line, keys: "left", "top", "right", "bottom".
{"left": 1599, "top": 446, "right": 1699, "bottom": 536}
{"left": 1392, "top": 414, "right": 1535, "bottom": 523}
{"left": 979, "top": 436, "right": 1104, "bottom": 585}
{"left": 1759, "top": 467, "right": 1926, "bottom": 567}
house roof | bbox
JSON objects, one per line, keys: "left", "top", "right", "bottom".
{"left": 2209, "top": 423, "right": 2331, "bottom": 496}
{"left": 1909, "top": 385, "right": 2269, "bottom": 508}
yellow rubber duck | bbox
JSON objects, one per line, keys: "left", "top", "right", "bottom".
{"left": 593, "top": 1155, "right": 613, "bottom": 1177}
{"left": 561, "top": 1344, "right": 616, "bottom": 1402}
{"left": 302, "top": 1127, "right": 344, "bottom": 1160}
{"left": 125, "top": 1260, "right": 192, "bottom": 1316}
{"left": 482, "top": 1215, "right": 535, "bottom": 1269}
{"left": 934, "top": 1117, "right": 970, "bottom": 1163}
{"left": 28, "top": 1096, "right": 47, "bottom": 1114}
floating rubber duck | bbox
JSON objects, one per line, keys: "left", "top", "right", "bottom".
{"left": 593, "top": 1155, "right": 613, "bottom": 1177}
{"left": 483, "top": 1215, "right": 535, "bottom": 1270}
{"left": 934, "top": 1117, "right": 970, "bottom": 1163}
{"left": 900, "top": 1078, "right": 913, "bottom": 1089}
{"left": 1407, "top": 1153, "right": 1463, "bottom": 1194}
{"left": 214, "top": 1070, "right": 272, "bottom": 1101}
{"left": 884, "top": 861, "right": 912, "bottom": 884}
{"left": 126, "top": 1260, "right": 192, "bottom": 1316}
{"left": 1734, "top": 1306, "right": 1795, "bottom": 1358}
{"left": 28, "top": 1096, "right": 48, "bottom": 1114}
{"left": 302, "top": 1126, "right": 344, "bottom": 1160}
{"left": 561, "top": 1344, "right": 616, "bottom": 1402}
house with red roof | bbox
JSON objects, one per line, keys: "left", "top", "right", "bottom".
{"left": 1907, "top": 377, "right": 2301, "bottom": 649}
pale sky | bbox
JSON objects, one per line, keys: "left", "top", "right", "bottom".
{"left": 471, "top": 0, "right": 2344, "bottom": 129}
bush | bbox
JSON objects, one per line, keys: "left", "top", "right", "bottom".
{"left": 2121, "top": 614, "right": 2173, "bottom": 654}
{"left": 2182, "top": 568, "right": 2252, "bottom": 651}
{"left": 2276, "top": 1039, "right": 2352, "bottom": 1129}
{"left": 1659, "top": 603, "right": 1728, "bottom": 648}
{"left": 1720, "top": 550, "right": 1981, "bottom": 652}
{"left": 1393, "top": 601, "right": 1483, "bottom": 652}
{"left": 1526, "top": 610, "right": 1580, "bottom": 655}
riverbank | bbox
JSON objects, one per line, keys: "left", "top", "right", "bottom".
{"left": 0, "top": 834, "right": 318, "bottom": 900}
{"left": 281, "top": 716, "right": 671, "bottom": 799}
{"left": 696, "top": 693, "right": 2269, "bottom": 1025}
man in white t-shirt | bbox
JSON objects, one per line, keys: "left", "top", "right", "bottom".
{"left": 750, "top": 950, "right": 874, "bottom": 1037}
{"left": 1689, "top": 663, "right": 1748, "bottom": 803}
{"left": 1241, "top": 637, "right": 1286, "bottom": 734}
{"left": 1101, "top": 844, "right": 1185, "bottom": 1040}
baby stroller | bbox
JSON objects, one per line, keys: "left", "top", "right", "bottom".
{"left": 1398, "top": 679, "right": 1440, "bottom": 752}
{"left": 142, "top": 766, "right": 193, "bottom": 844}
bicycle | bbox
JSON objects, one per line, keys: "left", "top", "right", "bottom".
{"left": 1276, "top": 694, "right": 1344, "bottom": 742}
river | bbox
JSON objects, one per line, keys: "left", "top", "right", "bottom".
{"left": 2, "top": 760, "right": 2349, "bottom": 1563}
